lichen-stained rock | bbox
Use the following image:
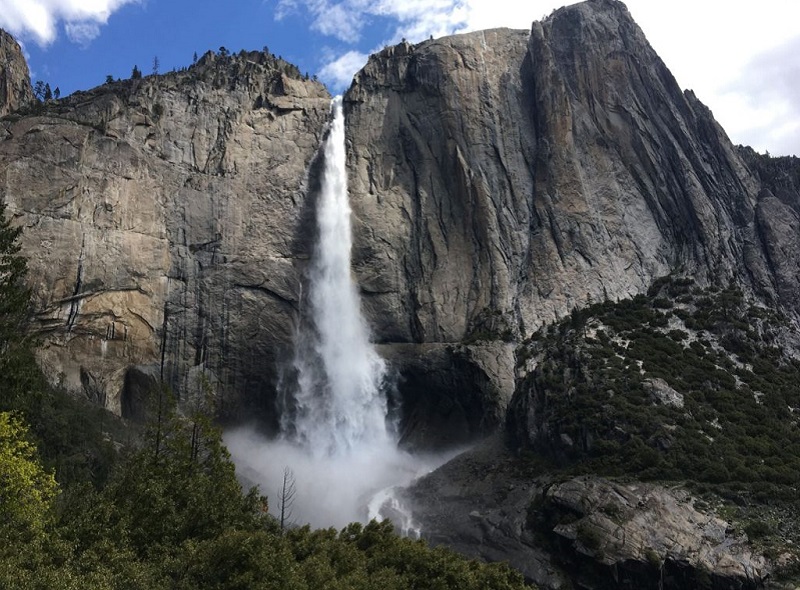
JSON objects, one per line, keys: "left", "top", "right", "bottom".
{"left": 405, "top": 438, "right": 769, "bottom": 590}
{"left": 540, "top": 476, "right": 767, "bottom": 589}
{"left": 0, "top": 48, "right": 330, "bottom": 416}
{"left": 0, "top": 30, "right": 33, "bottom": 116}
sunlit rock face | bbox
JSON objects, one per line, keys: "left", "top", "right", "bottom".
{"left": 0, "top": 30, "right": 32, "bottom": 117}
{"left": 345, "top": 1, "right": 774, "bottom": 345}
{"left": 1, "top": 0, "right": 799, "bottom": 445}
{"left": 342, "top": 0, "right": 799, "bottom": 441}
{"left": 0, "top": 49, "right": 330, "bottom": 417}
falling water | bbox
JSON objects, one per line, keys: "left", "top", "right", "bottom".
{"left": 285, "top": 96, "right": 393, "bottom": 456}
{"left": 225, "top": 97, "right": 454, "bottom": 529}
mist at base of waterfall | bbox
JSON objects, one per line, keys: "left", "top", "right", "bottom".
{"left": 225, "top": 428, "right": 462, "bottom": 531}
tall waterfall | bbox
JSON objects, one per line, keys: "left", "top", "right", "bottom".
{"left": 285, "top": 96, "right": 393, "bottom": 456}
{"left": 225, "top": 97, "right": 451, "bottom": 530}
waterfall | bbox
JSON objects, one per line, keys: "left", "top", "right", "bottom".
{"left": 285, "top": 96, "right": 393, "bottom": 455}
{"left": 225, "top": 97, "right": 453, "bottom": 530}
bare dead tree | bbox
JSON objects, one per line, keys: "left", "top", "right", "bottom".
{"left": 279, "top": 466, "right": 296, "bottom": 532}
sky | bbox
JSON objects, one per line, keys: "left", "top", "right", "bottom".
{"left": 0, "top": 0, "right": 798, "bottom": 156}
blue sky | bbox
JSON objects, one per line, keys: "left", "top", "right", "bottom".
{"left": 1, "top": 0, "right": 799, "bottom": 156}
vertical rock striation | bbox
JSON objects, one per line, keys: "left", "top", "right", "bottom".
{"left": 343, "top": 0, "right": 797, "bottom": 442}
{"left": 0, "top": 30, "right": 33, "bottom": 116}
{"left": 0, "top": 49, "right": 330, "bottom": 418}
{"left": 345, "top": 0, "right": 778, "bottom": 338}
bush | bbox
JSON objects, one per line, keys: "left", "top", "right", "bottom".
{"left": 744, "top": 520, "right": 771, "bottom": 540}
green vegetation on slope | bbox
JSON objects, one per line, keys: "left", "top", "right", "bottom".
{"left": 1, "top": 393, "right": 531, "bottom": 589}
{"left": 513, "top": 277, "right": 800, "bottom": 488}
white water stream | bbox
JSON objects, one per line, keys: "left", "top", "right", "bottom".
{"left": 226, "top": 97, "right": 451, "bottom": 530}
{"left": 285, "top": 95, "right": 393, "bottom": 456}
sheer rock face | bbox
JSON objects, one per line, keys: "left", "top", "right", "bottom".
{"left": 0, "top": 49, "right": 330, "bottom": 416}
{"left": 0, "top": 30, "right": 33, "bottom": 116}
{"left": 344, "top": 0, "right": 798, "bottom": 431}
{"left": 1, "top": 0, "right": 800, "bottom": 440}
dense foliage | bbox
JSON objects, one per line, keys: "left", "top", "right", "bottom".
{"left": 0, "top": 412, "right": 58, "bottom": 538}
{"left": 514, "top": 278, "right": 800, "bottom": 490}
{"left": 0, "top": 400, "right": 529, "bottom": 589}
{"left": 0, "top": 202, "right": 531, "bottom": 589}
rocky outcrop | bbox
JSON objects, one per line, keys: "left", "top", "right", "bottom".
{"left": 404, "top": 437, "right": 769, "bottom": 589}
{"left": 0, "top": 30, "right": 33, "bottom": 116}
{"left": 0, "top": 48, "right": 330, "bottom": 417}
{"left": 537, "top": 476, "right": 767, "bottom": 589}
{"left": 737, "top": 148, "right": 800, "bottom": 312}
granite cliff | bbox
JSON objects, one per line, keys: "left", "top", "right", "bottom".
{"left": 0, "top": 49, "right": 330, "bottom": 420}
{"left": 3, "top": 0, "right": 800, "bottom": 587}
{"left": 1, "top": 0, "right": 799, "bottom": 442}
{"left": 344, "top": 0, "right": 799, "bottom": 443}
{"left": 0, "top": 30, "right": 32, "bottom": 117}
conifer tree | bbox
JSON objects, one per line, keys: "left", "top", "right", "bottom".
{"left": 0, "top": 201, "right": 30, "bottom": 356}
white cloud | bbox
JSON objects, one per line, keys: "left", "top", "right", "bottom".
{"left": 375, "top": 0, "right": 469, "bottom": 39}
{"left": 319, "top": 49, "right": 370, "bottom": 90}
{"left": 624, "top": 1, "right": 800, "bottom": 156}
{"left": 311, "top": 2, "right": 367, "bottom": 43}
{"left": 0, "top": 0, "right": 139, "bottom": 46}
{"left": 712, "top": 35, "right": 800, "bottom": 155}
{"left": 64, "top": 21, "right": 101, "bottom": 45}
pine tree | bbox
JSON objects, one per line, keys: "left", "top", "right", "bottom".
{"left": 0, "top": 200, "right": 30, "bottom": 351}
{"left": 131, "top": 65, "right": 142, "bottom": 80}
{"left": 0, "top": 200, "right": 37, "bottom": 414}
{"left": 32, "top": 80, "right": 45, "bottom": 101}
